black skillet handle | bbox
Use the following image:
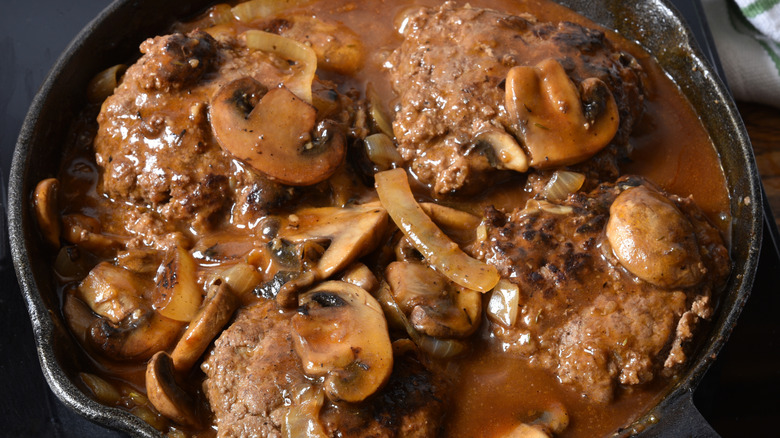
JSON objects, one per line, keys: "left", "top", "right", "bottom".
{"left": 644, "top": 392, "right": 720, "bottom": 438}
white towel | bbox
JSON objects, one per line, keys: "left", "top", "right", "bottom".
{"left": 702, "top": 0, "right": 780, "bottom": 107}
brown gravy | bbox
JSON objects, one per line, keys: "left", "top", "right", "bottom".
{"left": 51, "top": 0, "right": 730, "bottom": 437}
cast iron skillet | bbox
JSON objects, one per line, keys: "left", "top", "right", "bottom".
{"left": 8, "top": 0, "right": 763, "bottom": 436}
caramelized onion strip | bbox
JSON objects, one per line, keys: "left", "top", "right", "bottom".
{"left": 86, "top": 64, "right": 126, "bottom": 103}
{"left": 375, "top": 168, "right": 499, "bottom": 292}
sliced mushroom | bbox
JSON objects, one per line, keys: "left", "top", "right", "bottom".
{"left": 78, "top": 262, "right": 150, "bottom": 324}
{"left": 76, "top": 259, "right": 186, "bottom": 360}
{"left": 33, "top": 178, "right": 60, "bottom": 247}
{"left": 606, "top": 185, "right": 705, "bottom": 288}
{"left": 505, "top": 58, "right": 619, "bottom": 169}
{"left": 374, "top": 280, "right": 468, "bottom": 359}
{"left": 276, "top": 203, "right": 388, "bottom": 307}
{"left": 171, "top": 281, "right": 239, "bottom": 372}
{"left": 146, "top": 351, "right": 201, "bottom": 428}
{"left": 385, "top": 261, "right": 482, "bottom": 338}
{"left": 89, "top": 310, "right": 183, "bottom": 361}
{"left": 476, "top": 130, "right": 529, "bottom": 173}
{"left": 61, "top": 214, "right": 121, "bottom": 257}
{"left": 340, "top": 263, "right": 379, "bottom": 294}
{"left": 209, "top": 77, "right": 346, "bottom": 186}
{"left": 291, "top": 281, "right": 393, "bottom": 403}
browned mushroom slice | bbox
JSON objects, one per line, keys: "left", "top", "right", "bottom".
{"left": 340, "top": 263, "right": 379, "bottom": 294}
{"left": 33, "top": 178, "right": 61, "bottom": 247}
{"left": 74, "top": 260, "right": 184, "bottom": 360}
{"left": 281, "top": 203, "right": 389, "bottom": 280}
{"left": 88, "top": 309, "right": 183, "bottom": 361}
{"left": 209, "top": 77, "right": 345, "bottom": 186}
{"left": 385, "top": 261, "right": 482, "bottom": 338}
{"left": 61, "top": 214, "right": 121, "bottom": 257}
{"left": 171, "top": 281, "right": 239, "bottom": 372}
{"left": 505, "top": 58, "right": 619, "bottom": 169}
{"left": 146, "top": 351, "right": 201, "bottom": 428}
{"left": 78, "top": 262, "right": 150, "bottom": 324}
{"left": 606, "top": 185, "right": 705, "bottom": 288}
{"left": 291, "top": 281, "right": 393, "bottom": 403}
{"left": 475, "top": 130, "right": 529, "bottom": 173}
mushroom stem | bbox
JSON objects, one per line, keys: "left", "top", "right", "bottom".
{"left": 146, "top": 351, "right": 202, "bottom": 428}
{"left": 171, "top": 281, "right": 239, "bottom": 373}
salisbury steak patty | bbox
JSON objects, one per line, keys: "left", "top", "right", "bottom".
{"left": 94, "top": 30, "right": 349, "bottom": 233}
{"left": 473, "top": 177, "right": 730, "bottom": 402}
{"left": 202, "top": 301, "right": 448, "bottom": 438}
{"left": 388, "top": 2, "right": 644, "bottom": 194}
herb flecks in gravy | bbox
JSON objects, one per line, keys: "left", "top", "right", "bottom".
{"left": 36, "top": 0, "right": 731, "bottom": 436}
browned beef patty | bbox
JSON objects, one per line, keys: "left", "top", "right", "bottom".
{"left": 94, "top": 31, "right": 334, "bottom": 233}
{"left": 202, "top": 301, "right": 448, "bottom": 438}
{"left": 387, "top": 2, "right": 644, "bottom": 194}
{"left": 472, "top": 176, "right": 730, "bottom": 402}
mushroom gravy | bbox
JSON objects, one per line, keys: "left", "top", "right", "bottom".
{"left": 35, "top": 0, "right": 731, "bottom": 437}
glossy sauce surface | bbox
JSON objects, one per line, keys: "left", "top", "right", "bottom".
{"left": 53, "top": 1, "right": 730, "bottom": 436}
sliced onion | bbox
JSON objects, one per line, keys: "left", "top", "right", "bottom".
{"left": 80, "top": 373, "right": 121, "bottom": 405}
{"left": 541, "top": 170, "right": 585, "bottom": 202}
{"left": 242, "top": 30, "right": 316, "bottom": 103}
{"left": 367, "top": 85, "right": 394, "bottom": 137}
{"left": 520, "top": 199, "right": 574, "bottom": 217}
{"left": 283, "top": 385, "right": 328, "bottom": 438}
{"left": 54, "top": 246, "right": 89, "bottom": 281}
{"left": 154, "top": 246, "right": 202, "bottom": 322}
{"left": 375, "top": 282, "right": 466, "bottom": 359}
{"left": 487, "top": 279, "right": 520, "bottom": 328}
{"left": 219, "top": 262, "right": 263, "bottom": 296}
{"left": 86, "top": 64, "right": 126, "bottom": 103}
{"left": 365, "top": 133, "right": 402, "bottom": 170}
{"left": 375, "top": 168, "right": 499, "bottom": 293}
{"left": 232, "top": 0, "right": 313, "bottom": 22}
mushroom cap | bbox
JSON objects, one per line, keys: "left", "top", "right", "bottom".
{"left": 386, "top": 261, "right": 482, "bottom": 338}
{"left": 209, "top": 77, "right": 346, "bottom": 186}
{"left": 291, "top": 281, "right": 393, "bottom": 403}
{"left": 606, "top": 185, "right": 705, "bottom": 288}
{"left": 146, "top": 351, "right": 201, "bottom": 428}
{"left": 505, "top": 58, "right": 619, "bottom": 169}
{"left": 87, "top": 309, "right": 183, "bottom": 361}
